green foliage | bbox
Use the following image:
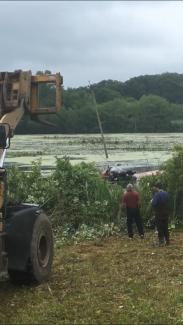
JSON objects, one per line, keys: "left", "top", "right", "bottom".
{"left": 162, "top": 145, "right": 183, "bottom": 220}
{"left": 8, "top": 146, "right": 183, "bottom": 230}
{"left": 51, "top": 158, "right": 123, "bottom": 228}
{"left": 123, "top": 72, "right": 183, "bottom": 103}
{"left": 138, "top": 173, "right": 166, "bottom": 224}
{"left": 90, "top": 80, "right": 122, "bottom": 103}
{"left": 7, "top": 158, "right": 123, "bottom": 230}
{"left": 16, "top": 72, "right": 183, "bottom": 134}
{"left": 8, "top": 160, "right": 54, "bottom": 207}
{"left": 55, "top": 223, "right": 121, "bottom": 247}
{"left": 138, "top": 145, "right": 183, "bottom": 224}
{"left": 137, "top": 95, "right": 172, "bottom": 132}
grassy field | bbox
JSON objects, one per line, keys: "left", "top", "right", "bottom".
{"left": 1, "top": 231, "right": 183, "bottom": 324}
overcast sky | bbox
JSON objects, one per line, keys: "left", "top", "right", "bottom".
{"left": 0, "top": 1, "right": 183, "bottom": 88}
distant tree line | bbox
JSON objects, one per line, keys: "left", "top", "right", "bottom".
{"left": 16, "top": 72, "right": 183, "bottom": 134}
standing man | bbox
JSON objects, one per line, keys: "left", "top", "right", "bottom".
{"left": 122, "top": 183, "right": 144, "bottom": 239}
{"left": 151, "top": 182, "right": 170, "bottom": 246}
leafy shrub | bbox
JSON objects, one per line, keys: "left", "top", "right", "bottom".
{"left": 138, "top": 145, "right": 183, "bottom": 225}
{"left": 7, "top": 160, "right": 55, "bottom": 207}
{"left": 7, "top": 158, "right": 123, "bottom": 230}
{"left": 50, "top": 158, "right": 123, "bottom": 228}
{"left": 138, "top": 172, "right": 166, "bottom": 224}
{"left": 55, "top": 223, "right": 121, "bottom": 247}
{"left": 162, "top": 145, "right": 183, "bottom": 221}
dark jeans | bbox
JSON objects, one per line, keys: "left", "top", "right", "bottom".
{"left": 126, "top": 207, "right": 144, "bottom": 238}
{"left": 155, "top": 217, "right": 169, "bottom": 244}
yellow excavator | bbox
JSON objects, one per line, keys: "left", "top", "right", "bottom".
{"left": 0, "top": 70, "right": 63, "bottom": 284}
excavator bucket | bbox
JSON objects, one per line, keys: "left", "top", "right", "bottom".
{"left": 30, "top": 73, "right": 62, "bottom": 114}
{"left": 0, "top": 70, "right": 63, "bottom": 117}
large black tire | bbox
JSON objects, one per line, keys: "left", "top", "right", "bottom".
{"left": 8, "top": 212, "right": 53, "bottom": 285}
{"left": 29, "top": 212, "right": 53, "bottom": 283}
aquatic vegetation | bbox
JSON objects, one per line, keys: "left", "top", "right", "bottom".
{"left": 5, "top": 133, "right": 181, "bottom": 171}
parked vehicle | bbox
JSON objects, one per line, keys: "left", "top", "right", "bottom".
{"left": 102, "top": 164, "right": 136, "bottom": 184}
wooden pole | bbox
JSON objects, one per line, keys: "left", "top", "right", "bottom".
{"left": 89, "top": 83, "right": 109, "bottom": 159}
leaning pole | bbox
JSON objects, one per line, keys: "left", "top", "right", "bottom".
{"left": 88, "top": 82, "right": 109, "bottom": 159}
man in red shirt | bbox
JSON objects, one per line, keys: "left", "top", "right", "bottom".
{"left": 122, "top": 183, "right": 144, "bottom": 239}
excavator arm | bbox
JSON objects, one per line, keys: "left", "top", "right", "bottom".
{"left": 0, "top": 70, "right": 63, "bottom": 281}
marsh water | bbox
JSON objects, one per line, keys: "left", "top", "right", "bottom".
{"left": 5, "top": 133, "right": 183, "bottom": 172}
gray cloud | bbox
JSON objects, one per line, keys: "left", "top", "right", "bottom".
{"left": 0, "top": 1, "right": 183, "bottom": 88}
